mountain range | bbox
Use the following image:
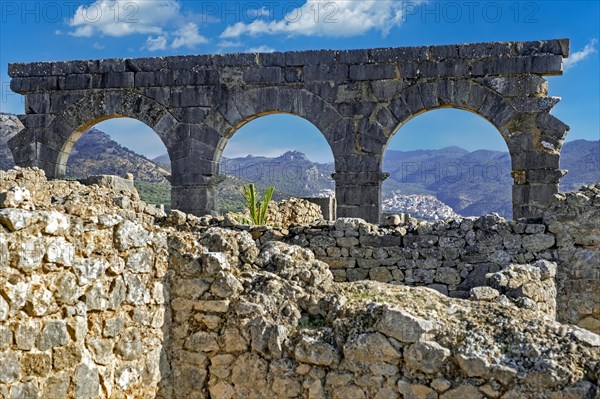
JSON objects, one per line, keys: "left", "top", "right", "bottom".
{"left": 1, "top": 113, "right": 598, "bottom": 218}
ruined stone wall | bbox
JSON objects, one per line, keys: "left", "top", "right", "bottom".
{"left": 242, "top": 186, "right": 599, "bottom": 332}
{"left": 175, "top": 186, "right": 598, "bottom": 333}
{"left": 0, "top": 168, "right": 170, "bottom": 398}
{"left": 264, "top": 198, "right": 323, "bottom": 228}
{"left": 241, "top": 214, "right": 561, "bottom": 319}
{"left": 164, "top": 229, "right": 598, "bottom": 399}
{"left": 543, "top": 186, "right": 600, "bottom": 333}
{"left": 1, "top": 169, "right": 599, "bottom": 398}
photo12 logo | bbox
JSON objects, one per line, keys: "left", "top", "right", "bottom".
{"left": 401, "top": 1, "right": 539, "bottom": 24}
{"left": 200, "top": 1, "right": 340, "bottom": 24}
{"left": 400, "top": 161, "right": 507, "bottom": 184}
{"left": 1, "top": 1, "right": 139, "bottom": 24}
{"left": 222, "top": 161, "right": 306, "bottom": 181}
{"left": 1, "top": 80, "right": 25, "bottom": 108}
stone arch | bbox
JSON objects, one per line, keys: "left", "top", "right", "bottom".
{"left": 204, "top": 86, "right": 342, "bottom": 165}
{"left": 7, "top": 39, "right": 571, "bottom": 221}
{"left": 50, "top": 90, "right": 180, "bottom": 178}
{"left": 384, "top": 80, "right": 516, "bottom": 148}
{"left": 380, "top": 79, "right": 567, "bottom": 219}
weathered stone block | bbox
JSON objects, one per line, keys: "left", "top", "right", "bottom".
{"left": 305, "top": 64, "right": 348, "bottom": 82}
{"left": 349, "top": 64, "right": 396, "bottom": 81}
{"left": 96, "top": 72, "right": 134, "bottom": 88}
{"left": 59, "top": 74, "right": 92, "bottom": 90}
{"left": 171, "top": 87, "right": 216, "bottom": 107}
{"left": 377, "top": 307, "right": 436, "bottom": 343}
{"left": 243, "top": 67, "right": 282, "bottom": 84}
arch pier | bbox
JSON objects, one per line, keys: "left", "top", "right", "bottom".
{"left": 8, "top": 39, "right": 570, "bottom": 222}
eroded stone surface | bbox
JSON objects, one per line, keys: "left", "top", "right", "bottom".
{"left": 0, "top": 169, "right": 598, "bottom": 399}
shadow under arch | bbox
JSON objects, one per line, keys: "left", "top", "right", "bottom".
{"left": 48, "top": 90, "right": 179, "bottom": 178}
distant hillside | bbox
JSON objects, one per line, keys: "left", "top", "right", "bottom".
{"left": 559, "top": 139, "right": 600, "bottom": 191}
{"left": 152, "top": 153, "right": 171, "bottom": 169}
{"left": 382, "top": 140, "right": 600, "bottom": 218}
{"left": 66, "top": 128, "right": 170, "bottom": 184}
{"left": 382, "top": 146, "right": 514, "bottom": 217}
{"left": 0, "top": 114, "right": 170, "bottom": 184}
{"left": 1, "top": 113, "right": 598, "bottom": 218}
{"left": 221, "top": 151, "right": 335, "bottom": 198}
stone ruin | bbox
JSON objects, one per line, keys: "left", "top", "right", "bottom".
{"left": 8, "top": 39, "right": 570, "bottom": 223}
{"left": 3, "top": 38, "right": 598, "bottom": 398}
{"left": 0, "top": 168, "right": 598, "bottom": 398}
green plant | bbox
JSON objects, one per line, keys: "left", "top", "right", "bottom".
{"left": 240, "top": 183, "right": 274, "bottom": 225}
{"left": 297, "top": 315, "right": 329, "bottom": 330}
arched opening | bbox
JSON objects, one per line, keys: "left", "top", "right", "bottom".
{"left": 383, "top": 108, "right": 512, "bottom": 220}
{"left": 216, "top": 113, "right": 335, "bottom": 213}
{"left": 64, "top": 117, "right": 172, "bottom": 209}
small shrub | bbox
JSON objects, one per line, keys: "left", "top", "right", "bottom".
{"left": 238, "top": 183, "right": 274, "bottom": 225}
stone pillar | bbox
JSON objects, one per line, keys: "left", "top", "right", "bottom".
{"left": 332, "top": 171, "right": 388, "bottom": 224}
{"left": 8, "top": 114, "right": 73, "bottom": 179}
{"left": 507, "top": 112, "right": 569, "bottom": 220}
{"left": 512, "top": 168, "right": 565, "bottom": 219}
{"left": 171, "top": 175, "right": 226, "bottom": 216}
{"left": 167, "top": 124, "right": 224, "bottom": 216}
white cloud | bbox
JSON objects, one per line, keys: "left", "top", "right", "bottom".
{"left": 172, "top": 22, "right": 208, "bottom": 49}
{"left": 246, "top": 45, "right": 275, "bottom": 53}
{"left": 564, "top": 39, "right": 598, "bottom": 70}
{"left": 221, "top": 0, "right": 413, "bottom": 39}
{"left": 65, "top": 0, "right": 211, "bottom": 51}
{"left": 68, "top": 0, "right": 181, "bottom": 37}
{"left": 144, "top": 35, "right": 168, "bottom": 51}
{"left": 247, "top": 7, "right": 271, "bottom": 18}
{"left": 218, "top": 40, "right": 244, "bottom": 49}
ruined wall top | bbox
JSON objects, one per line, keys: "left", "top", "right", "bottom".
{"left": 9, "top": 38, "right": 569, "bottom": 92}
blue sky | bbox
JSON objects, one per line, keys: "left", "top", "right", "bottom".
{"left": 1, "top": 0, "right": 598, "bottom": 163}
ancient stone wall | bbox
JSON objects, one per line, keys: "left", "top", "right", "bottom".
{"left": 0, "top": 168, "right": 170, "bottom": 398}
{"left": 0, "top": 169, "right": 599, "bottom": 398}
{"left": 265, "top": 198, "right": 323, "bottom": 227}
{"left": 163, "top": 228, "right": 598, "bottom": 399}
{"left": 8, "top": 39, "right": 571, "bottom": 222}
{"left": 174, "top": 186, "right": 599, "bottom": 333}
{"left": 543, "top": 186, "right": 600, "bottom": 333}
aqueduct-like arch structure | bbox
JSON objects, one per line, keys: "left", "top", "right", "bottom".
{"left": 8, "top": 39, "right": 570, "bottom": 223}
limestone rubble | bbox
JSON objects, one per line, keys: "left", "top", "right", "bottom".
{"left": 0, "top": 168, "right": 598, "bottom": 398}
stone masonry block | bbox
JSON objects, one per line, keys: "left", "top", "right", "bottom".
{"left": 25, "top": 93, "right": 50, "bottom": 114}
{"left": 243, "top": 67, "right": 282, "bottom": 84}
{"left": 349, "top": 64, "right": 397, "bottom": 81}
{"left": 305, "top": 64, "right": 348, "bottom": 82}
{"left": 58, "top": 74, "right": 92, "bottom": 90}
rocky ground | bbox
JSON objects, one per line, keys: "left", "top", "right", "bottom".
{"left": 0, "top": 168, "right": 598, "bottom": 398}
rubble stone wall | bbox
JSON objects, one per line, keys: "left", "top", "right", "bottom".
{"left": 0, "top": 169, "right": 599, "bottom": 398}
{"left": 162, "top": 229, "right": 599, "bottom": 399}
{"left": 236, "top": 186, "right": 598, "bottom": 332}
{"left": 543, "top": 186, "right": 600, "bottom": 333}
{"left": 0, "top": 168, "right": 171, "bottom": 398}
